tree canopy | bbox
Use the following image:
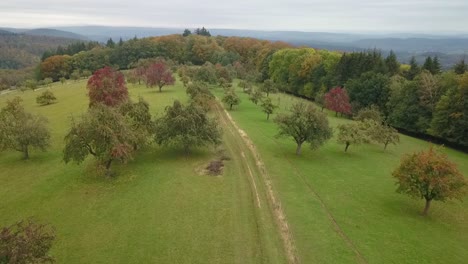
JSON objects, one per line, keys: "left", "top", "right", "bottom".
{"left": 87, "top": 67, "right": 128, "bottom": 107}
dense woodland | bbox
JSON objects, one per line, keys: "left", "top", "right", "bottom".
{"left": 3, "top": 29, "right": 468, "bottom": 149}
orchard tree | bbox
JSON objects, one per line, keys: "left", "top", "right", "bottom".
{"left": 238, "top": 80, "right": 252, "bottom": 93}
{"left": 186, "top": 82, "right": 215, "bottom": 112}
{"left": 25, "top": 79, "right": 38, "bottom": 91}
{"left": 145, "top": 62, "right": 175, "bottom": 92}
{"left": 222, "top": 89, "right": 241, "bottom": 110}
{"left": 63, "top": 104, "right": 138, "bottom": 174}
{"left": 119, "top": 98, "right": 153, "bottom": 150}
{"left": 274, "top": 102, "right": 332, "bottom": 155}
{"left": 36, "top": 90, "right": 57, "bottom": 106}
{"left": 260, "top": 97, "right": 277, "bottom": 120}
{"left": 0, "top": 97, "right": 50, "bottom": 159}
{"left": 337, "top": 121, "right": 372, "bottom": 152}
{"left": 324, "top": 87, "right": 352, "bottom": 116}
{"left": 154, "top": 100, "right": 221, "bottom": 154}
{"left": 392, "top": 147, "right": 467, "bottom": 216}
{"left": 354, "top": 105, "right": 383, "bottom": 123}
{"left": 0, "top": 219, "right": 55, "bottom": 263}
{"left": 249, "top": 89, "right": 264, "bottom": 105}
{"left": 43, "top": 78, "right": 53, "bottom": 87}
{"left": 261, "top": 79, "right": 278, "bottom": 97}
{"left": 59, "top": 77, "right": 66, "bottom": 85}
{"left": 87, "top": 67, "right": 128, "bottom": 107}
{"left": 369, "top": 121, "right": 400, "bottom": 150}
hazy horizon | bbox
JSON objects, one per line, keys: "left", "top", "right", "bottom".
{"left": 1, "top": 0, "right": 468, "bottom": 34}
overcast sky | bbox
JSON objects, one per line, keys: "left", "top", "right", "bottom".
{"left": 1, "top": 0, "right": 467, "bottom": 33}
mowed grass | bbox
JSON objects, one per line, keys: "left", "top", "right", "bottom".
{"left": 215, "top": 83, "right": 468, "bottom": 264}
{"left": 0, "top": 80, "right": 285, "bottom": 263}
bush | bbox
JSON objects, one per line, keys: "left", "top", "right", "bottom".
{"left": 36, "top": 90, "right": 57, "bottom": 106}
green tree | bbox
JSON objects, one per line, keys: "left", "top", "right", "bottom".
{"left": 43, "top": 77, "right": 53, "bottom": 86}
{"left": 154, "top": 100, "right": 221, "bottom": 154}
{"left": 261, "top": 79, "right": 278, "bottom": 97}
{"left": 260, "top": 97, "right": 277, "bottom": 120}
{"left": 0, "top": 97, "right": 50, "bottom": 159}
{"left": 274, "top": 102, "right": 332, "bottom": 155}
{"left": 422, "top": 56, "right": 434, "bottom": 73}
{"left": 354, "top": 105, "right": 383, "bottom": 123}
{"left": 249, "top": 89, "right": 263, "bottom": 105}
{"left": 337, "top": 121, "right": 372, "bottom": 152}
{"left": 106, "top": 38, "right": 115, "bottom": 48}
{"left": 345, "top": 72, "right": 390, "bottom": 113}
{"left": 385, "top": 50, "right": 400, "bottom": 76}
{"left": 238, "top": 80, "right": 252, "bottom": 93}
{"left": 59, "top": 77, "right": 66, "bottom": 85}
{"left": 0, "top": 219, "right": 55, "bottom": 263}
{"left": 63, "top": 104, "right": 137, "bottom": 174}
{"left": 25, "top": 79, "right": 38, "bottom": 91}
{"left": 392, "top": 147, "right": 467, "bottom": 216}
{"left": 222, "top": 89, "right": 241, "bottom": 110}
{"left": 432, "top": 56, "right": 441, "bottom": 75}
{"left": 182, "top": 29, "right": 192, "bottom": 37}
{"left": 36, "top": 90, "right": 57, "bottom": 106}
{"left": 430, "top": 73, "right": 468, "bottom": 146}
{"left": 119, "top": 97, "right": 153, "bottom": 150}
{"left": 369, "top": 121, "right": 400, "bottom": 150}
{"left": 454, "top": 58, "right": 466, "bottom": 75}
{"left": 406, "top": 56, "right": 421, "bottom": 80}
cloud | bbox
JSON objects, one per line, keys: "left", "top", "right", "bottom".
{"left": 0, "top": 0, "right": 467, "bottom": 32}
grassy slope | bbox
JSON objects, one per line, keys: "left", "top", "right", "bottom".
{"left": 215, "top": 83, "right": 468, "bottom": 264}
{"left": 0, "top": 81, "right": 285, "bottom": 263}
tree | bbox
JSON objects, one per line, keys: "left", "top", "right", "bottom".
{"left": 345, "top": 72, "right": 390, "bottom": 113}
{"left": 119, "top": 98, "right": 153, "bottom": 150}
{"left": 145, "top": 62, "right": 175, "bottom": 92}
{"left": 354, "top": 105, "right": 383, "bottom": 123}
{"left": 106, "top": 38, "right": 115, "bottom": 48}
{"left": 385, "top": 50, "right": 400, "bottom": 76}
{"left": 454, "top": 58, "right": 466, "bottom": 75}
{"left": 274, "top": 102, "right": 332, "bottom": 155}
{"left": 25, "top": 79, "right": 38, "bottom": 91}
{"left": 260, "top": 97, "right": 277, "bottom": 120}
{"left": 406, "top": 56, "right": 421, "bottom": 80}
{"left": 430, "top": 73, "right": 468, "bottom": 146}
{"left": 432, "top": 56, "right": 441, "bottom": 75}
{"left": 43, "top": 78, "right": 53, "bottom": 87}
{"left": 63, "top": 104, "right": 137, "bottom": 174}
{"left": 87, "top": 67, "right": 128, "bottom": 107}
{"left": 337, "top": 121, "right": 372, "bottom": 152}
{"left": 70, "top": 70, "right": 80, "bottom": 81}
{"left": 422, "top": 56, "right": 434, "bottom": 73}
{"left": 392, "top": 147, "right": 467, "bottom": 216}
{"left": 238, "top": 80, "right": 252, "bottom": 93}
{"left": 324, "top": 87, "right": 352, "bottom": 116}
{"left": 222, "top": 89, "right": 241, "bottom": 110}
{"left": 0, "top": 97, "right": 50, "bottom": 159}
{"left": 0, "top": 219, "right": 55, "bottom": 263}
{"left": 59, "top": 77, "right": 66, "bottom": 85}
{"left": 182, "top": 29, "right": 192, "bottom": 37}
{"left": 154, "top": 100, "right": 221, "bottom": 154}
{"left": 186, "top": 82, "right": 215, "bottom": 112}
{"left": 261, "top": 79, "right": 278, "bottom": 97}
{"left": 36, "top": 90, "right": 57, "bottom": 106}
{"left": 369, "top": 121, "right": 400, "bottom": 150}
{"left": 249, "top": 89, "right": 264, "bottom": 105}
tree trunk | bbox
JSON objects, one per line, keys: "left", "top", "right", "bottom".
{"left": 266, "top": 113, "right": 270, "bottom": 120}
{"left": 335, "top": 111, "right": 338, "bottom": 117}
{"left": 422, "top": 199, "right": 431, "bottom": 216}
{"left": 344, "top": 143, "right": 350, "bottom": 152}
{"left": 159, "top": 86, "right": 162, "bottom": 92}
{"left": 105, "top": 159, "right": 113, "bottom": 171}
{"left": 296, "top": 143, "right": 302, "bottom": 155}
{"left": 230, "top": 104, "right": 233, "bottom": 110}
{"left": 23, "top": 145, "right": 29, "bottom": 160}
{"left": 267, "top": 91, "right": 269, "bottom": 97}
{"left": 384, "top": 141, "right": 389, "bottom": 150}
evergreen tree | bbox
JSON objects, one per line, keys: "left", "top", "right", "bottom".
{"left": 432, "top": 56, "right": 441, "bottom": 74}
{"left": 106, "top": 38, "right": 115, "bottom": 48}
{"left": 385, "top": 50, "right": 400, "bottom": 76}
{"left": 406, "top": 56, "right": 420, "bottom": 80}
{"left": 422, "top": 56, "right": 434, "bottom": 73}
{"left": 118, "top": 37, "right": 124, "bottom": 46}
{"left": 454, "top": 58, "right": 466, "bottom": 75}
{"left": 182, "top": 29, "right": 192, "bottom": 37}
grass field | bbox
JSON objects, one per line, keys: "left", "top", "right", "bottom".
{"left": 214, "top": 83, "right": 468, "bottom": 264}
{"left": 0, "top": 80, "right": 286, "bottom": 263}
{"left": 1, "top": 79, "right": 467, "bottom": 263}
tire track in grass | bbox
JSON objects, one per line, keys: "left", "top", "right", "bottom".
{"left": 215, "top": 102, "right": 299, "bottom": 264}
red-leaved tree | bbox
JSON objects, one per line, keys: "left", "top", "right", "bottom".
{"left": 87, "top": 67, "right": 128, "bottom": 107}
{"left": 145, "top": 62, "right": 175, "bottom": 92}
{"left": 324, "top": 87, "right": 352, "bottom": 116}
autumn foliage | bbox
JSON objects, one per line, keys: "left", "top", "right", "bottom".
{"left": 392, "top": 146, "right": 467, "bottom": 215}
{"left": 87, "top": 67, "right": 128, "bottom": 107}
{"left": 144, "top": 62, "right": 175, "bottom": 92}
{"left": 324, "top": 87, "right": 352, "bottom": 116}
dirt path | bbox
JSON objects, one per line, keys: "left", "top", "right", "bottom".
{"left": 214, "top": 102, "right": 299, "bottom": 264}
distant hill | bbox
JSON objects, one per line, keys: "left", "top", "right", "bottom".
{"left": 0, "top": 34, "right": 80, "bottom": 69}
{"left": 23, "top": 28, "right": 88, "bottom": 40}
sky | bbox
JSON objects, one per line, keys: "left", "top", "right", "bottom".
{"left": 1, "top": 0, "right": 468, "bottom": 33}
